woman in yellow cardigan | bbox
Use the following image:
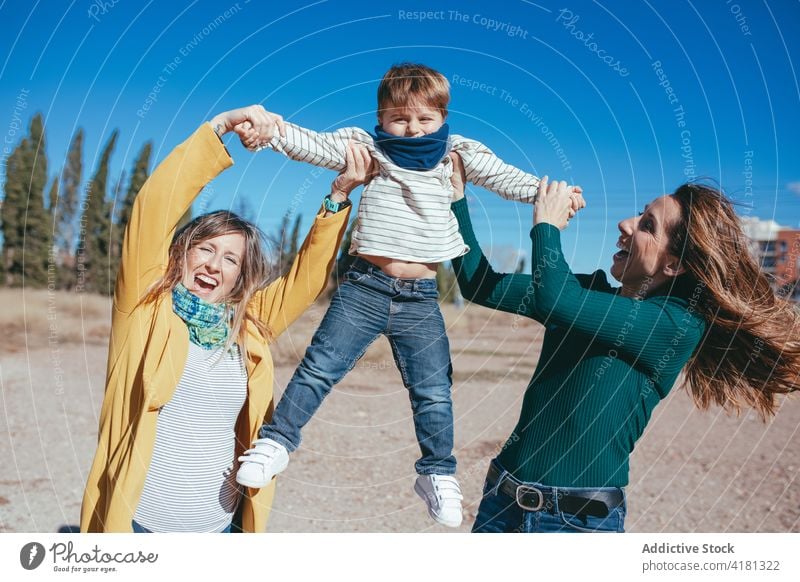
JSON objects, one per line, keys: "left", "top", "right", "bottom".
{"left": 80, "top": 105, "right": 368, "bottom": 532}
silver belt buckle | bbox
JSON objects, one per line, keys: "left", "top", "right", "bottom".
{"left": 515, "top": 484, "right": 545, "bottom": 511}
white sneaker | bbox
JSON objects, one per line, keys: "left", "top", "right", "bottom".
{"left": 236, "top": 437, "right": 290, "bottom": 488}
{"left": 414, "top": 474, "right": 464, "bottom": 528}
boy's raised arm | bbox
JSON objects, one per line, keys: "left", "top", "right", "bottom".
{"left": 234, "top": 108, "right": 369, "bottom": 172}
{"left": 266, "top": 119, "right": 366, "bottom": 172}
{"left": 451, "top": 136, "right": 540, "bottom": 203}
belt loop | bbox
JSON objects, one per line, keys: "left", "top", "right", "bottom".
{"left": 490, "top": 468, "right": 507, "bottom": 497}
{"left": 551, "top": 487, "right": 560, "bottom": 513}
{"left": 353, "top": 257, "right": 366, "bottom": 274}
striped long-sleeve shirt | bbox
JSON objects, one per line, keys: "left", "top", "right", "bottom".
{"left": 268, "top": 123, "right": 540, "bottom": 263}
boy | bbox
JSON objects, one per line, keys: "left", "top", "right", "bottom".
{"left": 236, "top": 63, "right": 575, "bottom": 527}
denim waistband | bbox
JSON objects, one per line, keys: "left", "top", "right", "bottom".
{"left": 486, "top": 459, "right": 625, "bottom": 517}
{"left": 487, "top": 458, "right": 624, "bottom": 496}
{"left": 348, "top": 256, "right": 438, "bottom": 291}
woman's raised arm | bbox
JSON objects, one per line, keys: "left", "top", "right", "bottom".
{"left": 248, "top": 142, "right": 375, "bottom": 338}
{"left": 114, "top": 106, "right": 284, "bottom": 313}
{"left": 530, "top": 179, "right": 703, "bottom": 381}
{"left": 114, "top": 125, "right": 231, "bottom": 313}
{"left": 449, "top": 153, "right": 544, "bottom": 319}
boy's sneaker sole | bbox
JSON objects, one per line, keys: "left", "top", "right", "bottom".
{"left": 236, "top": 473, "right": 278, "bottom": 489}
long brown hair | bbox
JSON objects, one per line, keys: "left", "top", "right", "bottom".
{"left": 142, "top": 210, "right": 273, "bottom": 351}
{"left": 668, "top": 183, "right": 800, "bottom": 419}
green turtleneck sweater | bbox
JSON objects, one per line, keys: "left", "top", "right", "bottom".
{"left": 451, "top": 198, "right": 705, "bottom": 487}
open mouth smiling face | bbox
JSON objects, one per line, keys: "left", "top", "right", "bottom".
{"left": 181, "top": 232, "right": 245, "bottom": 303}
{"left": 613, "top": 239, "right": 630, "bottom": 263}
{"left": 609, "top": 195, "right": 685, "bottom": 293}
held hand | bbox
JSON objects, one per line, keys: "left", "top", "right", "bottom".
{"left": 331, "top": 141, "right": 376, "bottom": 199}
{"left": 570, "top": 185, "right": 586, "bottom": 212}
{"left": 534, "top": 176, "right": 586, "bottom": 229}
{"left": 208, "top": 105, "right": 286, "bottom": 148}
{"left": 448, "top": 152, "right": 467, "bottom": 201}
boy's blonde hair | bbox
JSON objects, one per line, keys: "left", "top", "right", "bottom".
{"left": 377, "top": 63, "right": 450, "bottom": 118}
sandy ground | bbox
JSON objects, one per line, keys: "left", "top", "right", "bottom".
{"left": 1, "top": 289, "right": 798, "bottom": 533}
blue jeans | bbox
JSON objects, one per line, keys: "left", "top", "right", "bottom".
{"left": 472, "top": 460, "right": 626, "bottom": 533}
{"left": 261, "top": 258, "right": 456, "bottom": 475}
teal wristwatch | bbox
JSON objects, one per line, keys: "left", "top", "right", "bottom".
{"left": 323, "top": 195, "right": 352, "bottom": 213}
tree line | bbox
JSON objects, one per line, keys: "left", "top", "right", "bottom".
{"left": 1, "top": 114, "right": 159, "bottom": 295}
{"left": 0, "top": 113, "right": 461, "bottom": 303}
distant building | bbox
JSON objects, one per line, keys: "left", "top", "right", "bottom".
{"left": 775, "top": 230, "right": 800, "bottom": 300}
{"left": 740, "top": 216, "right": 800, "bottom": 301}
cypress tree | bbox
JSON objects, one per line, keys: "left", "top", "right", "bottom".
{"left": 46, "top": 176, "right": 59, "bottom": 286}
{"left": 76, "top": 130, "right": 118, "bottom": 294}
{"left": 23, "top": 114, "right": 50, "bottom": 287}
{"left": 272, "top": 212, "right": 303, "bottom": 279}
{"left": 116, "top": 141, "right": 152, "bottom": 240}
{"left": 436, "top": 262, "right": 457, "bottom": 304}
{"left": 267, "top": 211, "right": 302, "bottom": 277}
{"left": 52, "top": 129, "right": 83, "bottom": 288}
{"left": 1, "top": 114, "right": 50, "bottom": 287}
{"left": 2, "top": 145, "right": 24, "bottom": 285}
{"left": 58, "top": 129, "right": 83, "bottom": 259}
{"left": 288, "top": 213, "right": 301, "bottom": 259}
{"left": 270, "top": 213, "right": 292, "bottom": 276}
{"left": 107, "top": 171, "right": 125, "bottom": 282}
{"left": 47, "top": 176, "right": 58, "bottom": 214}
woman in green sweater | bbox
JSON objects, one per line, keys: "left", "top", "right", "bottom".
{"left": 449, "top": 158, "right": 800, "bottom": 533}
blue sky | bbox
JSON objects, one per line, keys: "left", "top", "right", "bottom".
{"left": 1, "top": 0, "right": 798, "bottom": 275}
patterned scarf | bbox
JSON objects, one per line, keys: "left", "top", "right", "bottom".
{"left": 171, "top": 283, "right": 230, "bottom": 350}
{"left": 372, "top": 123, "right": 450, "bottom": 170}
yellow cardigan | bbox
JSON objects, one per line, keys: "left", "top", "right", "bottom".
{"left": 80, "top": 123, "right": 350, "bottom": 532}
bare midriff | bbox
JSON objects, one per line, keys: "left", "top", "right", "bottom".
{"left": 359, "top": 254, "right": 438, "bottom": 279}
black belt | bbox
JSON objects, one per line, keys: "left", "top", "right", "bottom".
{"left": 487, "top": 464, "right": 624, "bottom": 518}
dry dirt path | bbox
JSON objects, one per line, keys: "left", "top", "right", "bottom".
{"left": 2, "top": 300, "right": 798, "bottom": 532}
